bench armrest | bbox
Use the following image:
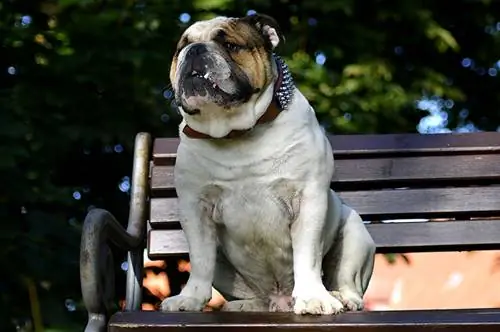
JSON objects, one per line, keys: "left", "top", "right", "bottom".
{"left": 80, "top": 133, "right": 152, "bottom": 332}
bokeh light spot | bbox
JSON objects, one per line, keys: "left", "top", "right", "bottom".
{"left": 394, "top": 46, "right": 403, "bottom": 55}
{"left": 307, "top": 18, "right": 317, "bottom": 26}
{"left": 121, "top": 261, "right": 129, "bottom": 271}
{"left": 114, "top": 144, "right": 124, "bottom": 153}
{"left": 161, "top": 113, "right": 170, "bottom": 123}
{"left": 65, "top": 299, "right": 76, "bottom": 312}
{"left": 179, "top": 13, "right": 191, "bottom": 23}
{"left": 461, "top": 58, "right": 472, "bottom": 68}
{"left": 21, "top": 15, "right": 32, "bottom": 26}
{"left": 163, "top": 89, "right": 173, "bottom": 99}
{"left": 315, "top": 52, "right": 326, "bottom": 65}
{"left": 119, "top": 176, "right": 130, "bottom": 193}
{"left": 444, "top": 99, "right": 454, "bottom": 109}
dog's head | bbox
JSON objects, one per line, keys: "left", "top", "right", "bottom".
{"left": 170, "top": 14, "right": 284, "bottom": 138}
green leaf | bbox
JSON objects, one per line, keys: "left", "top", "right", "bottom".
{"left": 193, "top": 0, "right": 232, "bottom": 11}
{"left": 426, "top": 21, "right": 460, "bottom": 52}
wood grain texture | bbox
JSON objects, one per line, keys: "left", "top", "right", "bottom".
{"left": 150, "top": 198, "right": 179, "bottom": 228}
{"left": 153, "top": 132, "right": 500, "bottom": 163}
{"left": 339, "top": 186, "right": 500, "bottom": 219}
{"left": 367, "top": 219, "right": 500, "bottom": 253}
{"left": 150, "top": 154, "right": 500, "bottom": 194}
{"left": 109, "top": 309, "right": 500, "bottom": 332}
{"left": 148, "top": 229, "right": 188, "bottom": 258}
{"left": 327, "top": 132, "right": 500, "bottom": 157}
{"left": 332, "top": 154, "right": 500, "bottom": 184}
{"left": 149, "top": 186, "right": 500, "bottom": 228}
{"left": 147, "top": 219, "right": 500, "bottom": 258}
{"left": 151, "top": 165, "right": 175, "bottom": 193}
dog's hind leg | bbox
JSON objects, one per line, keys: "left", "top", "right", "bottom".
{"left": 213, "top": 247, "right": 260, "bottom": 301}
{"left": 322, "top": 194, "right": 376, "bottom": 311}
{"left": 214, "top": 259, "right": 268, "bottom": 312}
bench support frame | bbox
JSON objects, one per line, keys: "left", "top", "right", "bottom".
{"left": 80, "top": 133, "right": 151, "bottom": 332}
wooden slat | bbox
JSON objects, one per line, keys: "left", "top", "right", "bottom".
{"left": 147, "top": 219, "right": 500, "bottom": 258}
{"left": 368, "top": 220, "right": 500, "bottom": 253}
{"left": 151, "top": 166, "right": 175, "bottom": 194}
{"left": 327, "top": 132, "right": 500, "bottom": 157}
{"left": 153, "top": 132, "right": 500, "bottom": 164}
{"left": 339, "top": 186, "right": 500, "bottom": 219}
{"left": 109, "top": 309, "right": 500, "bottom": 332}
{"left": 148, "top": 229, "right": 188, "bottom": 258}
{"left": 151, "top": 154, "right": 500, "bottom": 193}
{"left": 333, "top": 154, "right": 500, "bottom": 184}
{"left": 150, "top": 198, "right": 179, "bottom": 228}
{"left": 149, "top": 186, "right": 500, "bottom": 228}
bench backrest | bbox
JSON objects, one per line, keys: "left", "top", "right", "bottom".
{"left": 147, "top": 132, "right": 500, "bottom": 260}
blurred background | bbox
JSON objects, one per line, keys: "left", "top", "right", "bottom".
{"left": 1, "top": 0, "right": 500, "bottom": 330}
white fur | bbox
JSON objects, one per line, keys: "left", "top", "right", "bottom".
{"left": 263, "top": 25, "right": 280, "bottom": 48}
{"left": 162, "top": 17, "right": 376, "bottom": 315}
{"left": 182, "top": 16, "right": 230, "bottom": 41}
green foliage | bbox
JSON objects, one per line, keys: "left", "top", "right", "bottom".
{"left": 1, "top": 0, "right": 499, "bottom": 330}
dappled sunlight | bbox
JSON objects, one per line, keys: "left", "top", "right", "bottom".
{"left": 121, "top": 255, "right": 227, "bottom": 311}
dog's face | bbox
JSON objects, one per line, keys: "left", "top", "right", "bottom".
{"left": 170, "top": 15, "right": 283, "bottom": 118}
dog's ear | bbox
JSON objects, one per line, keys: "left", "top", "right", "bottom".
{"left": 241, "top": 13, "right": 284, "bottom": 50}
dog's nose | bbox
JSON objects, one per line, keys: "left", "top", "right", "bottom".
{"left": 186, "top": 43, "right": 208, "bottom": 58}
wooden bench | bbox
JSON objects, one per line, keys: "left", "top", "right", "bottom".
{"left": 80, "top": 131, "right": 500, "bottom": 332}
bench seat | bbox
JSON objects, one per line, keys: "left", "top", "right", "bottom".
{"left": 80, "top": 131, "right": 500, "bottom": 332}
{"left": 109, "top": 309, "right": 500, "bottom": 332}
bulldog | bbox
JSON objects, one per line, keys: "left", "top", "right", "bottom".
{"left": 161, "top": 14, "right": 376, "bottom": 315}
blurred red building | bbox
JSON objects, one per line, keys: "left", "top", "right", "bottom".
{"left": 364, "top": 251, "right": 500, "bottom": 310}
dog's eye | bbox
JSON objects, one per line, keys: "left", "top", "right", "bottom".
{"left": 224, "top": 42, "right": 242, "bottom": 52}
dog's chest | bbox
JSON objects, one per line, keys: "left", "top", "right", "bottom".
{"left": 208, "top": 178, "right": 298, "bottom": 291}
{"left": 212, "top": 178, "right": 298, "bottom": 250}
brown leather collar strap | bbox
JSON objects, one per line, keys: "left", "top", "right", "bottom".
{"left": 182, "top": 57, "right": 285, "bottom": 139}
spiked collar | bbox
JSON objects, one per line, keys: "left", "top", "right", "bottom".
{"left": 182, "top": 54, "right": 294, "bottom": 139}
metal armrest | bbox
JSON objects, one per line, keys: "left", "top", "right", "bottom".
{"left": 80, "top": 133, "right": 152, "bottom": 332}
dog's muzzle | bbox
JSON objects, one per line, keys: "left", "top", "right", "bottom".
{"left": 181, "top": 44, "right": 222, "bottom": 95}
{"left": 176, "top": 43, "right": 254, "bottom": 112}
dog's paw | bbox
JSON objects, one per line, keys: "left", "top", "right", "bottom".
{"left": 161, "top": 295, "right": 206, "bottom": 312}
{"left": 330, "top": 290, "right": 364, "bottom": 311}
{"left": 293, "top": 290, "right": 344, "bottom": 315}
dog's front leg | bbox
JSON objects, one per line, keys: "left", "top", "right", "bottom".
{"left": 291, "top": 183, "right": 344, "bottom": 315}
{"left": 161, "top": 192, "right": 217, "bottom": 312}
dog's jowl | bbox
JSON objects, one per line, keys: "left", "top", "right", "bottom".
{"left": 162, "top": 14, "right": 376, "bottom": 315}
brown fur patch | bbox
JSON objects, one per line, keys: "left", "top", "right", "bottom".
{"left": 223, "top": 19, "right": 272, "bottom": 90}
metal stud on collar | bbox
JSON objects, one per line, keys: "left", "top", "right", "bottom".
{"left": 273, "top": 54, "right": 295, "bottom": 111}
